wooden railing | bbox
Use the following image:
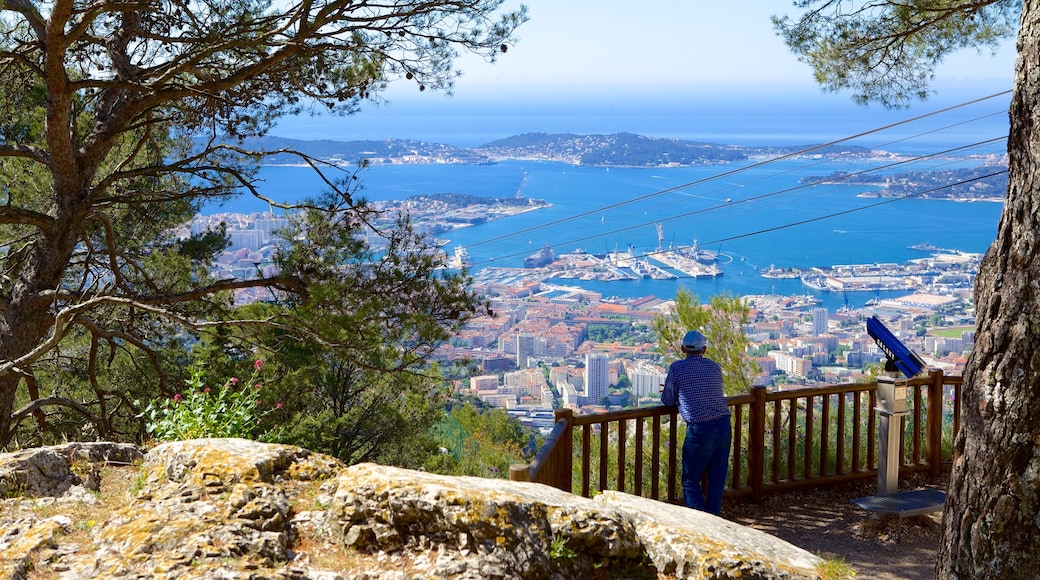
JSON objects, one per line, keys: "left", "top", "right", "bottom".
{"left": 509, "top": 369, "right": 962, "bottom": 504}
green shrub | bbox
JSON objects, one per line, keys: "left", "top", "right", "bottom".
{"left": 142, "top": 360, "right": 281, "bottom": 441}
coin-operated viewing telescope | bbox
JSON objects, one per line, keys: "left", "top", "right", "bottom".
{"left": 865, "top": 315, "right": 924, "bottom": 494}
{"left": 866, "top": 315, "right": 925, "bottom": 379}
{"left": 853, "top": 316, "right": 945, "bottom": 539}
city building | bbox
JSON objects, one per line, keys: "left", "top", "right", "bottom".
{"left": 584, "top": 352, "right": 610, "bottom": 402}
{"left": 769, "top": 351, "right": 813, "bottom": 378}
{"left": 627, "top": 360, "right": 666, "bottom": 399}
{"left": 502, "top": 368, "right": 547, "bottom": 399}
{"left": 254, "top": 215, "right": 289, "bottom": 242}
{"left": 812, "top": 307, "right": 829, "bottom": 336}
{"left": 229, "top": 229, "right": 264, "bottom": 251}
{"left": 469, "top": 375, "right": 498, "bottom": 391}
{"left": 516, "top": 333, "right": 535, "bottom": 369}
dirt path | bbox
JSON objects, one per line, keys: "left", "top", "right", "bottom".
{"left": 724, "top": 474, "right": 946, "bottom": 579}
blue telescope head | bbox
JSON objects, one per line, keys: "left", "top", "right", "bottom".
{"left": 866, "top": 316, "right": 925, "bottom": 378}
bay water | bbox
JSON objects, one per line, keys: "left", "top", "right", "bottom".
{"left": 203, "top": 94, "right": 1010, "bottom": 310}
{"left": 211, "top": 158, "right": 1003, "bottom": 311}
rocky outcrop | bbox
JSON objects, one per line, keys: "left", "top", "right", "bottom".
{"left": 0, "top": 441, "right": 142, "bottom": 497}
{"left": 0, "top": 439, "right": 822, "bottom": 579}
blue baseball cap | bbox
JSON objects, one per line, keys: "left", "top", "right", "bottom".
{"left": 682, "top": 330, "right": 706, "bottom": 351}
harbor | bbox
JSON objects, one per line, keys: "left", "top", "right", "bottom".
{"left": 547, "top": 244, "right": 722, "bottom": 281}
{"left": 465, "top": 240, "right": 982, "bottom": 315}
{"left": 798, "top": 250, "right": 982, "bottom": 293}
{"left": 647, "top": 244, "right": 723, "bottom": 279}
{"left": 469, "top": 242, "right": 723, "bottom": 286}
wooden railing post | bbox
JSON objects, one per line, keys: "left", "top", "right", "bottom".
{"left": 927, "top": 369, "right": 944, "bottom": 477}
{"left": 554, "top": 407, "right": 574, "bottom": 492}
{"left": 667, "top": 409, "right": 678, "bottom": 502}
{"left": 509, "top": 463, "right": 531, "bottom": 482}
{"left": 748, "top": 385, "right": 767, "bottom": 503}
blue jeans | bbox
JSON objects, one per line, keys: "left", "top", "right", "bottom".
{"left": 681, "top": 415, "right": 732, "bottom": 515}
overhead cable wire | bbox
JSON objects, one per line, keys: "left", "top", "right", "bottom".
{"left": 637, "top": 137, "right": 1006, "bottom": 233}
{"left": 701, "top": 170, "right": 1008, "bottom": 247}
{"left": 665, "top": 138, "right": 1007, "bottom": 233}
{"left": 630, "top": 109, "right": 1008, "bottom": 218}
{"left": 474, "top": 167, "right": 1006, "bottom": 269}
{"left": 468, "top": 136, "right": 1007, "bottom": 267}
{"left": 473, "top": 169, "right": 1005, "bottom": 280}
{"left": 464, "top": 90, "right": 1011, "bottom": 251}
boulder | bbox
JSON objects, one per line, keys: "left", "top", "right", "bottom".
{"left": 0, "top": 439, "right": 822, "bottom": 579}
{"left": 333, "top": 463, "right": 821, "bottom": 579}
{"left": 597, "top": 491, "right": 822, "bottom": 578}
{"left": 332, "top": 462, "right": 644, "bottom": 578}
{"left": 0, "top": 441, "right": 142, "bottom": 497}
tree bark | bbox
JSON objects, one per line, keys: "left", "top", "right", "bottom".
{"left": 0, "top": 223, "right": 81, "bottom": 447}
{"left": 937, "top": 2, "right": 1040, "bottom": 577}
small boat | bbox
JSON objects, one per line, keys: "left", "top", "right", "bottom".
{"left": 452, "top": 245, "right": 472, "bottom": 268}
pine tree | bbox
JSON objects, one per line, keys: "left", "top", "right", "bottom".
{"left": 0, "top": 0, "right": 526, "bottom": 447}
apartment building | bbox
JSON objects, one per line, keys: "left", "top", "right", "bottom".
{"left": 584, "top": 352, "right": 610, "bottom": 402}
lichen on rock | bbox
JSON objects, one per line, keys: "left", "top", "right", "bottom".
{"left": 0, "top": 439, "right": 822, "bottom": 579}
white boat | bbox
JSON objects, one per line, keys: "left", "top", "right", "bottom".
{"left": 453, "top": 245, "right": 472, "bottom": 268}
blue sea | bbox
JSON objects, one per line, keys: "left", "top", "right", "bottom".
{"left": 204, "top": 93, "right": 1010, "bottom": 311}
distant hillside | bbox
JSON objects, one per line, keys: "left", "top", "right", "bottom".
{"left": 475, "top": 132, "right": 748, "bottom": 166}
{"left": 204, "top": 133, "right": 880, "bottom": 168}
{"left": 802, "top": 163, "right": 1009, "bottom": 200}
{"left": 406, "top": 192, "right": 540, "bottom": 208}
{"left": 207, "top": 136, "right": 490, "bottom": 165}
{"left": 476, "top": 132, "right": 878, "bottom": 166}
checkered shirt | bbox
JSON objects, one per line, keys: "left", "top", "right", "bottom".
{"left": 660, "top": 354, "right": 730, "bottom": 424}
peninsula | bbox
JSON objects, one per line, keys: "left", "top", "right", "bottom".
{"left": 799, "top": 162, "right": 1008, "bottom": 201}
{"left": 223, "top": 133, "right": 881, "bottom": 169}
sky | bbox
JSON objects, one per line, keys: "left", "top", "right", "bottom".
{"left": 273, "top": 1, "right": 1019, "bottom": 143}
{"left": 447, "top": 1, "right": 1016, "bottom": 97}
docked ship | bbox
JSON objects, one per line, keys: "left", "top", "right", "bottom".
{"left": 452, "top": 245, "right": 472, "bottom": 269}
{"left": 524, "top": 244, "right": 555, "bottom": 268}
{"left": 676, "top": 239, "right": 719, "bottom": 264}
{"left": 760, "top": 264, "right": 800, "bottom": 279}
{"left": 630, "top": 259, "right": 652, "bottom": 278}
{"left": 909, "top": 242, "right": 941, "bottom": 251}
{"left": 800, "top": 274, "right": 830, "bottom": 291}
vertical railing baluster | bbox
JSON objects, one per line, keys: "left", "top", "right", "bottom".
{"left": 820, "top": 393, "right": 830, "bottom": 477}
{"left": 617, "top": 419, "right": 627, "bottom": 493}
{"left": 867, "top": 387, "right": 877, "bottom": 471}
{"left": 927, "top": 370, "right": 943, "bottom": 476}
{"left": 651, "top": 413, "right": 661, "bottom": 501}
{"left": 634, "top": 417, "right": 644, "bottom": 496}
{"left": 581, "top": 423, "right": 591, "bottom": 497}
{"left": 599, "top": 420, "right": 609, "bottom": 493}
{"left": 787, "top": 399, "right": 797, "bottom": 481}
{"left": 749, "top": 386, "right": 766, "bottom": 502}
{"left": 852, "top": 389, "right": 862, "bottom": 472}
{"left": 804, "top": 395, "right": 815, "bottom": 479}
{"left": 836, "top": 392, "right": 847, "bottom": 475}
{"left": 914, "top": 384, "right": 924, "bottom": 464}
{"left": 771, "top": 399, "right": 782, "bottom": 484}
{"left": 732, "top": 404, "right": 744, "bottom": 490}
{"left": 953, "top": 381, "right": 962, "bottom": 442}
{"left": 899, "top": 413, "right": 908, "bottom": 468}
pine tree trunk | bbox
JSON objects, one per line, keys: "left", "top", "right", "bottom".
{"left": 937, "top": 3, "right": 1040, "bottom": 577}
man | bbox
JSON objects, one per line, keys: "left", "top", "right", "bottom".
{"left": 660, "top": 330, "right": 732, "bottom": 515}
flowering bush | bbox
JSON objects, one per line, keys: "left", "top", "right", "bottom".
{"left": 143, "top": 360, "right": 281, "bottom": 442}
